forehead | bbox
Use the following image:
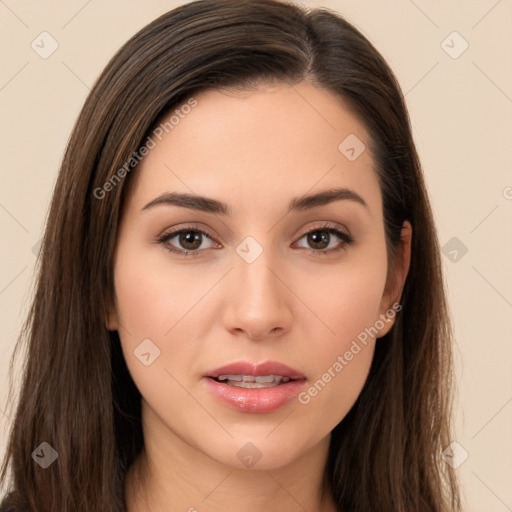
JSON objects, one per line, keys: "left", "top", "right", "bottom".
{"left": 126, "top": 81, "right": 381, "bottom": 217}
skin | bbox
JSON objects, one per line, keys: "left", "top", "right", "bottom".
{"left": 107, "top": 80, "right": 412, "bottom": 512}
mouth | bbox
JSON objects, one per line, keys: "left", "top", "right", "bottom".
{"left": 212, "top": 374, "right": 296, "bottom": 388}
{"left": 202, "top": 360, "right": 307, "bottom": 413}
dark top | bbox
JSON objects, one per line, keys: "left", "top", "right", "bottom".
{"left": 0, "top": 494, "right": 16, "bottom": 512}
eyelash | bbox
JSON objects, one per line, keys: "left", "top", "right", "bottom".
{"left": 156, "top": 222, "right": 354, "bottom": 257}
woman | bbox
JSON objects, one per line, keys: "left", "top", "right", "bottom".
{"left": 0, "top": 0, "right": 462, "bottom": 510}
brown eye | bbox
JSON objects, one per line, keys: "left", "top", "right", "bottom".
{"left": 295, "top": 225, "right": 354, "bottom": 254}
{"left": 178, "top": 231, "right": 203, "bottom": 251}
{"left": 307, "top": 230, "right": 331, "bottom": 250}
{"left": 158, "top": 228, "right": 215, "bottom": 255}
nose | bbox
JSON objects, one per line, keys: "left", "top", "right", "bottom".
{"left": 222, "top": 249, "right": 293, "bottom": 341}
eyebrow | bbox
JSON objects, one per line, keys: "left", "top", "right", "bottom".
{"left": 141, "top": 187, "right": 369, "bottom": 215}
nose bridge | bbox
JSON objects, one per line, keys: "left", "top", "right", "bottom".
{"left": 235, "top": 237, "right": 282, "bottom": 307}
{"left": 223, "top": 238, "right": 292, "bottom": 339}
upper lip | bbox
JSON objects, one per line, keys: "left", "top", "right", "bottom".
{"left": 204, "top": 361, "right": 306, "bottom": 380}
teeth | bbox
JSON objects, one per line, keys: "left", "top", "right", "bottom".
{"left": 218, "top": 374, "right": 243, "bottom": 382}
{"left": 216, "top": 374, "right": 291, "bottom": 388}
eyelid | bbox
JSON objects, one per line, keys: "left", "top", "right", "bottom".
{"left": 294, "top": 220, "right": 351, "bottom": 239}
{"left": 158, "top": 222, "right": 216, "bottom": 240}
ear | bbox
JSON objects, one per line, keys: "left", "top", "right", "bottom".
{"left": 375, "top": 220, "right": 412, "bottom": 338}
{"left": 105, "top": 290, "right": 119, "bottom": 331}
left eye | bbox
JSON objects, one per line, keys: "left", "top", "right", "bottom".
{"left": 295, "top": 227, "right": 352, "bottom": 252}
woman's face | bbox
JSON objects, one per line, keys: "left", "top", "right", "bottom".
{"left": 108, "top": 80, "right": 408, "bottom": 470}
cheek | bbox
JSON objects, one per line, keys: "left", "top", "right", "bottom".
{"left": 112, "top": 239, "right": 212, "bottom": 338}
{"left": 292, "top": 245, "right": 387, "bottom": 424}
{"left": 112, "top": 238, "right": 217, "bottom": 402}
{"left": 112, "top": 244, "right": 210, "bottom": 435}
{"left": 295, "top": 240, "right": 388, "bottom": 349}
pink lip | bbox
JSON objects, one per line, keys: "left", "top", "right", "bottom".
{"left": 202, "top": 360, "right": 307, "bottom": 414}
{"left": 204, "top": 360, "right": 305, "bottom": 379}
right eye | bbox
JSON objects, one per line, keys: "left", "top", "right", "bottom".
{"left": 157, "top": 227, "right": 218, "bottom": 256}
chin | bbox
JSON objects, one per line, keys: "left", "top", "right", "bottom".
{"left": 203, "top": 432, "right": 322, "bottom": 471}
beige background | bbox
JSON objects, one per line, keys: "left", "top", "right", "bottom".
{"left": 1, "top": 0, "right": 511, "bottom": 510}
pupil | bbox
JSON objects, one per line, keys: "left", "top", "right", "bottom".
{"left": 308, "top": 231, "right": 329, "bottom": 249}
{"left": 180, "top": 231, "right": 201, "bottom": 250}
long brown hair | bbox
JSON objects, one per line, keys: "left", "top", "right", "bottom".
{"left": 0, "top": 1, "right": 461, "bottom": 510}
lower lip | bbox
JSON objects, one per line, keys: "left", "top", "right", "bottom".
{"left": 203, "top": 377, "right": 306, "bottom": 413}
